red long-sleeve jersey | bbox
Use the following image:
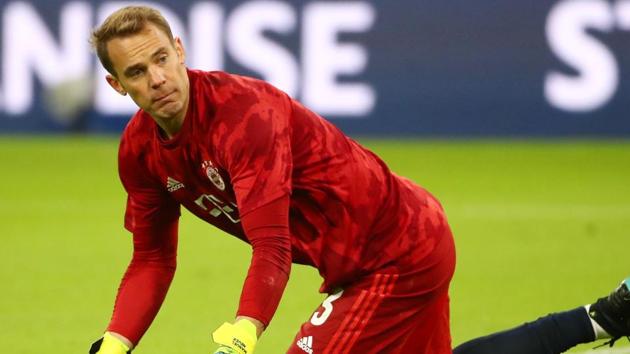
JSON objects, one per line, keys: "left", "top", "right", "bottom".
{"left": 109, "top": 69, "right": 447, "bottom": 344}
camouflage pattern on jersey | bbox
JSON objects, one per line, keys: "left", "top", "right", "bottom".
{"left": 118, "top": 69, "right": 450, "bottom": 292}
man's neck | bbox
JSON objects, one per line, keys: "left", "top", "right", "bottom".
{"left": 156, "top": 111, "right": 186, "bottom": 139}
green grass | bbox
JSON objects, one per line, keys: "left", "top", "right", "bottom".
{"left": 0, "top": 137, "right": 628, "bottom": 353}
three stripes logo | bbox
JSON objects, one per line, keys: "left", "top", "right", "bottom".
{"left": 167, "top": 177, "right": 185, "bottom": 192}
{"left": 297, "top": 336, "right": 313, "bottom": 354}
{"left": 324, "top": 273, "right": 398, "bottom": 353}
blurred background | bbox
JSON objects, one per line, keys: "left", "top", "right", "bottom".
{"left": 0, "top": 0, "right": 629, "bottom": 353}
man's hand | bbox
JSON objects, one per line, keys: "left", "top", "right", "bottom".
{"left": 89, "top": 332, "right": 132, "bottom": 354}
{"left": 212, "top": 319, "right": 258, "bottom": 354}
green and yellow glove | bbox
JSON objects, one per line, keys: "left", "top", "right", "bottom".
{"left": 89, "top": 332, "right": 131, "bottom": 354}
{"left": 212, "top": 319, "right": 258, "bottom": 354}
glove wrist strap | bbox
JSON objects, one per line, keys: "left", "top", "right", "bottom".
{"left": 102, "top": 332, "right": 131, "bottom": 353}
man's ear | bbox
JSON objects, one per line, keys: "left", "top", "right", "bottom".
{"left": 174, "top": 37, "right": 186, "bottom": 65}
{"left": 106, "top": 74, "right": 127, "bottom": 96}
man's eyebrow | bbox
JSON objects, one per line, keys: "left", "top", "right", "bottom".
{"left": 122, "top": 47, "right": 169, "bottom": 77}
{"left": 151, "top": 47, "right": 167, "bottom": 58}
{"left": 123, "top": 63, "right": 145, "bottom": 77}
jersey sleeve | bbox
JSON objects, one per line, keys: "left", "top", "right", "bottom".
{"left": 108, "top": 134, "right": 182, "bottom": 344}
{"left": 216, "top": 80, "right": 293, "bottom": 325}
{"left": 107, "top": 222, "right": 178, "bottom": 345}
{"left": 118, "top": 137, "right": 180, "bottom": 232}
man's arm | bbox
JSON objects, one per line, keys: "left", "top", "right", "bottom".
{"left": 236, "top": 196, "right": 292, "bottom": 326}
{"left": 90, "top": 221, "right": 178, "bottom": 354}
{"left": 106, "top": 221, "right": 178, "bottom": 346}
{"left": 210, "top": 196, "right": 292, "bottom": 354}
{"left": 210, "top": 79, "right": 294, "bottom": 353}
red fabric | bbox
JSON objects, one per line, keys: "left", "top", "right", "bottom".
{"left": 107, "top": 222, "right": 178, "bottom": 345}
{"left": 117, "top": 69, "right": 454, "bottom": 342}
{"left": 286, "top": 225, "right": 456, "bottom": 354}
{"left": 237, "top": 196, "right": 292, "bottom": 325}
{"left": 120, "top": 70, "right": 443, "bottom": 292}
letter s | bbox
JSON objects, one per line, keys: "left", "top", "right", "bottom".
{"left": 545, "top": 0, "right": 617, "bottom": 112}
{"left": 226, "top": 1, "right": 298, "bottom": 96}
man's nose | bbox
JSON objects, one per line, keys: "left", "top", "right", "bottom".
{"left": 148, "top": 66, "right": 166, "bottom": 89}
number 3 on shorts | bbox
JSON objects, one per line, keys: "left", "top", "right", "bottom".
{"left": 310, "top": 290, "right": 344, "bottom": 326}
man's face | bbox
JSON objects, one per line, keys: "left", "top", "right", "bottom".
{"left": 105, "top": 24, "right": 189, "bottom": 124}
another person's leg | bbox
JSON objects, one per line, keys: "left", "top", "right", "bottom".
{"left": 453, "top": 278, "right": 630, "bottom": 354}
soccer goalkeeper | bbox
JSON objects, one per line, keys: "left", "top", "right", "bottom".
{"left": 89, "top": 6, "right": 454, "bottom": 353}
{"left": 88, "top": 6, "right": 629, "bottom": 354}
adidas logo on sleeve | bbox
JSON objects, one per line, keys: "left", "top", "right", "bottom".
{"left": 297, "top": 336, "right": 313, "bottom": 353}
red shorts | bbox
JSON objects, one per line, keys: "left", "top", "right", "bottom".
{"left": 286, "top": 227, "right": 456, "bottom": 354}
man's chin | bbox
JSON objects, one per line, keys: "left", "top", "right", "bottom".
{"left": 151, "top": 104, "right": 185, "bottom": 125}
{"left": 151, "top": 102, "right": 178, "bottom": 117}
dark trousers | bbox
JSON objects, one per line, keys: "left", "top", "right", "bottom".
{"left": 453, "top": 307, "right": 596, "bottom": 354}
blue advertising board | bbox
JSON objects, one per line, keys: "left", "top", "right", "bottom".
{"left": 0, "top": 0, "right": 629, "bottom": 136}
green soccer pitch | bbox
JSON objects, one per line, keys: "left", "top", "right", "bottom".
{"left": 0, "top": 136, "right": 628, "bottom": 353}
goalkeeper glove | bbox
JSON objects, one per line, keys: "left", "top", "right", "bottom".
{"left": 89, "top": 332, "right": 131, "bottom": 354}
{"left": 212, "top": 319, "right": 258, "bottom": 354}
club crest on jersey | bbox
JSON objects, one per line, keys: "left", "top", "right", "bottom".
{"left": 202, "top": 160, "right": 225, "bottom": 191}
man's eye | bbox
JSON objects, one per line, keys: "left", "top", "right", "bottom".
{"left": 158, "top": 55, "right": 168, "bottom": 64}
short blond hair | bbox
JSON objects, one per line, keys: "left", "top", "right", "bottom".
{"left": 90, "top": 6, "right": 174, "bottom": 76}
